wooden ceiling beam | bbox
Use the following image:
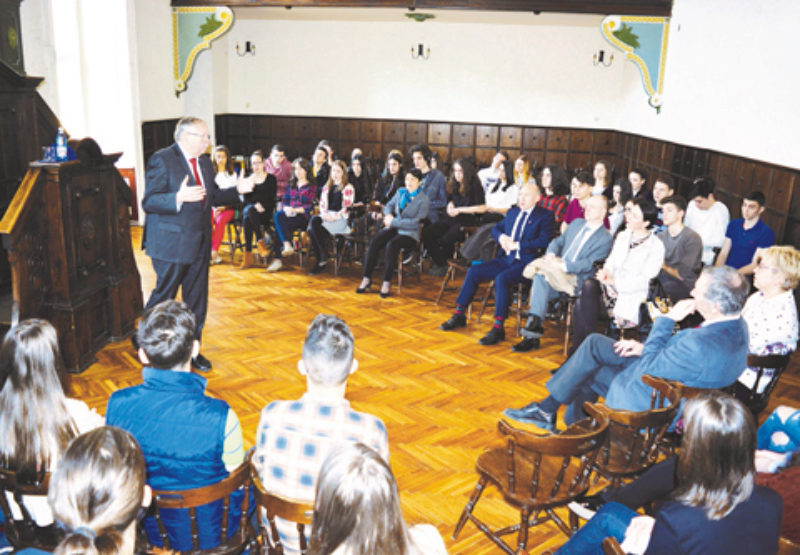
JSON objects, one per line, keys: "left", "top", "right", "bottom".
{"left": 170, "top": 0, "right": 672, "bottom": 17}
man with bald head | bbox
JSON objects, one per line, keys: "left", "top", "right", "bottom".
{"left": 513, "top": 195, "right": 614, "bottom": 352}
{"left": 440, "top": 182, "right": 555, "bottom": 345}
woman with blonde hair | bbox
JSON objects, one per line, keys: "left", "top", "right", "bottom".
{"left": 513, "top": 154, "right": 535, "bottom": 186}
{"left": 309, "top": 442, "right": 446, "bottom": 555}
{"left": 307, "top": 159, "right": 356, "bottom": 275}
{"left": 17, "top": 426, "right": 149, "bottom": 555}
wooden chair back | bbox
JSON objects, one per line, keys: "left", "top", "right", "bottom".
{"left": 250, "top": 466, "right": 314, "bottom": 555}
{"left": 589, "top": 376, "right": 681, "bottom": 486}
{"left": 731, "top": 352, "right": 794, "bottom": 416}
{"left": 0, "top": 468, "right": 61, "bottom": 551}
{"left": 147, "top": 457, "right": 253, "bottom": 554}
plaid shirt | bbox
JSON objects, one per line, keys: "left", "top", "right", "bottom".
{"left": 538, "top": 194, "right": 569, "bottom": 224}
{"left": 254, "top": 394, "right": 389, "bottom": 551}
{"left": 281, "top": 183, "right": 316, "bottom": 213}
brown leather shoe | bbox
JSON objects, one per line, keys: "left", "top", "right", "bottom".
{"left": 239, "top": 251, "right": 256, "bottom": 270}
{"left": 256, "top": 239, "right": 270, "bottom": 258}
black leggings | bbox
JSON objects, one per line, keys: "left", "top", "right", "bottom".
{"left": 422, "top": 221, "right": 465, "bottom": 267}
{"left": 307, "top": 216, "right": 331, "bottom": 261}
{"left": 242, "top": 204, "right": 271, "bottom": 251}
{"left": 363, "top": 228, "right": 416, "bottom": 282}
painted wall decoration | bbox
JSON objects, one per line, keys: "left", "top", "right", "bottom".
{"left": 173, "top": 6, "right": 233, "bottom": 95}
{"left": 601, "top": 16, "right": 670, "bottom": 112}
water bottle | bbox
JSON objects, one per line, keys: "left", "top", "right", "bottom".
{"left": 55, "top": 127, "right": 67, "bottom": 162}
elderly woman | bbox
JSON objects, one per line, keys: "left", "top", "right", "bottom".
{"left": 736, "top": 245, "right": 800, "bottom": 394}
{"left": 356, "top": 168, "right": 429, "bottom": 298}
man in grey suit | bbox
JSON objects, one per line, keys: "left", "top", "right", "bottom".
{"left": 512, "top": 195, "right": 613, "bottom": 352}
{"left": 140, "top": 117, "right": 253, "bottom": 371}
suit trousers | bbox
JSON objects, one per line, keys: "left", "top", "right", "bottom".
{"left": 546, "top": 333, "right": 637, "bottom": 424}
{"left": 455, "top": 257, "right": 528, "bottom": 321}
{"left": 521, "top": 274, "right": 560, "bottom": 337}
{"left": 146, "top": 256, "right": 209, "bottom": 340}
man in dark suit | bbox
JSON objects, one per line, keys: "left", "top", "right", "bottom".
{"left": 440, "top": 181, "right": 556, "bottom": 345}
{"left": 503, "top": 265, "right": 750, "bottom": 430}
{"left": 513, "top": 194, "right": 614, "bottom": 352}
{"left": 140, "top": 117, "right": 253, "bottom": 371}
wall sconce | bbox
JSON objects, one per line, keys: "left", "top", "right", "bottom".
{"left": 593, "top": 49, "right": 613, "bottom": 66}
{"left": 411, "top": 43, "right": 430, "bottom": 60}
{"left": 236, "top": 41, "right": 256, "bottom": 57}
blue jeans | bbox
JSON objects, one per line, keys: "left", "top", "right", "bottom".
{"left": 555, "top": 502, "right": 637, "bottom": 555}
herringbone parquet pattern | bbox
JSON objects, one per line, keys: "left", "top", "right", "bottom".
{"left": 69, "top": 227, "right": 800, "bottom": 554}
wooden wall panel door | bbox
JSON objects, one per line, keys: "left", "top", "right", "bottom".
{"left": 312, "top": 118, "right": 339, "bottom": 142}
{"left": 499, "top": 126, "right": 522, "bottom": 151}
{"left": 594, "top": 131, "right": 618, "bottom": 154}
{"left": 428, "top": 123, "right": 451, "bottom": 145}
{"left": 293, "top": 118, "right": 314, "bottom": 141}
{"left": 361, "top": 121, "right": 381, "bottom": 143}
{"left": 769, "top": 168, "right": 795, "bottom": 214}
{"left": 569, "top": 130, "right": 592, "bottom": 153}
{"left": 405, "top": 122, "right": 426, "bottom": 148}
{"left": 452, "top": 124, "right": 475, "bottom": 146}
{"left": 523, "top": 127, "right": 546, "bottom": 151}
{"left": 567, "top": 152, "right": 592, "bottom": 172}
{"left": 340, "top": 119, "right": 360, "bottom": 142}
{"left": 475, "top": 125, "right": 498, "bottom": 148}
{"left": 546, "top": 129, "right": 569, "bottom": 153}
{"left": 271, "top": 117, "right": 294, "bottom": 142}
{"left": 430, "top": 145, "right": 450, "bottom": 164}
{"left": 545, "top": 150, "right": 567, "bottom": 170}
{"left": 451, "top": 147, "right": 473, "bottom": 163}
{"left": 474, "top": 148, "right": 495, "bottom": 167}
{"left": 382, "top": 121, "right": 405, "bottom": 145}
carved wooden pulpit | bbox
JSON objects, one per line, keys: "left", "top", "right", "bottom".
{"left": 0, "top": 137, "right": 142, "bottom": 372}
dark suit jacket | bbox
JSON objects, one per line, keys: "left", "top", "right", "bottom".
{"left": 646, "top": 486, "right": 782, "bottom": 554}
{"left": 547, "top": 218, "right": 613, "bottom": 284}
{"left": 142, "top": 143, "right": 240, "bottom": 264}
{"left": 491, "top": 205, "right": 555, "bottom": 265}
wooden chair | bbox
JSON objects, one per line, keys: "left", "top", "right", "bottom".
{"left": 223, "top": 209, "right": 245, "bottom": 263}
{"left": 144, "top": 457, "right": 254, "bottom": 554}
{"left": 0, "top": 469, "right": 61, "bottom": 551}
{"left": 396, "top": 223, "right": 424, "bottom": 293}
{"left": 476, "top": 281, "right": 529, "bottom": 336}
{"left": 250, "top": 467, "right": 314, "bottom": 555}
{"left": 434, "top": 225, "right": 479, "bottom": 305}
{"left": 730, "top": 352, "right": 794, "bottom": 417}
{"left": 452, "top": 406, "right": 610, "bottom": 555}
{"left": 588, "top": 375, "right": 681, "bottom": 489}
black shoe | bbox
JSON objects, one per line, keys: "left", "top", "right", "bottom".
{"left": 512, "top": 337, "right": 540, "bottom": 352}
{"left": 503, "top": 401, "right": 556, "bottom": 432}
{"left": 192, "top": 353, "right": 212, "bottom": 372}
{"left": 440, "top": 314, "right": 467, "bottom": 331}
{"left": 568, "top": 489, "right": 609, "bottom": 520}
{"left": 130, "top": 333, "right": 139, "bottom": 352}
{"left": 479, "top": 327, "right": 505, "bottom": 346}
{"left": 356, "top": 279, "right": 372, "bottom": 294}
{"left": 379, "top": 290, "right": 391, "bottom": 298}
{"left": 524, "top": 315, "right": 544, "bottom": 335}
{"left": 309, "top": 260, "right": 328, "bottom": 275}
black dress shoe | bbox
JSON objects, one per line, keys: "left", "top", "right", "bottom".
{"left": 440, "top": 313, "right": 467, "bottom": 331}
{"left": 512, "top": 337, "right": 540, "bottom": 352}
{"left": 192, "top": 353, "right": 212, "bottom": 372}
{"left": 478, "top": 327, "right": 505, "bottom": 346}
{"left": 355, "top": 279, "right": 372, "bottom": 294}
{"left": 503, "top": 401, "right": 556, "bottom": 432}
{"left": 309, "top": 260, "right": 328, "bottom": 275}
{"left": 379, "top": 290, "right": 391, "bottom": 298}
{"left": 524, "top": 315, "right": 544, "bottom": 335}
{"left": 131, "top": 333, "right": 139, "bottom": 351}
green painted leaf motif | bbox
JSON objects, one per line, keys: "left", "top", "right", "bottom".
{"left": 613, "top": 23, "right": 640, "bottom": 49}
{"left": 198, "top": 15, "right": 222, "bottom": 38}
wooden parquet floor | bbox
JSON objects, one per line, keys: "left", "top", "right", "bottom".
{"left": 69, "top": 226, "right": 800, "bottom": 555}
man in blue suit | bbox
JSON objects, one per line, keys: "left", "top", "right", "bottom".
{"left": 140, "top": 117, "right": 253, "bottom": 371}
{"left": 440, "top": 182, "right": 555, "bottom": 345}
{"left": 513, "top": 195, "right": 614, "bottom": 352}
{"left": 504, "top": 265, "right": 750, "bottom": 430}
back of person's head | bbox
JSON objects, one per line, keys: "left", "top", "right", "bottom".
{"left": 762, "top": 245, "right": 800, "bottom": 289}
{"left": 136, "top": 301, "right": 195, "bottom": 370}
{"left": 702, "top": 265, "right": 750, "bottom": 315}
{"left": 675, "top": 391, "right": 755, "bottom": 520}
{"left": 744, "top": 190, "right": 766, "bottom": 207}
{"left": 689, "top": 177, "right": 715, "bottom": 199}
{"left": 309, "top": 442, "right": 409, "bottom": 555}
{"left": 302, "top": 314, "right": 355, "bottom": 387}
{"left": 50, "top": 426, "right": 146, "bottom": 555}
{"left": 661, "top": 194, "right": 687, "bottom": 214}
{"left": 0, "top": 319, "right": 76, "bottom": 481}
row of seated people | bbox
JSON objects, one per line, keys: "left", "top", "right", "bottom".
{"left": 0, "top": 305, "right": 446, "bottom": 554}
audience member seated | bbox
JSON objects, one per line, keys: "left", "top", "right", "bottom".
{"left": 254, "top": 314, "right": 389, "bottom": 552}
{"left": 570, "top": 197, "right": 664, "bottom": 349}
{"left": 0, "top": 319, "right": 103, "bottom": 528}
{"left": 317, "top": 139, "right": 335, "bottom": 167}
{"left": 480, "top": 158, "right": 519, "bottom": 222}
{"left": 562, "top": 171, "right": 601, "bottom": 233}
{"left": 513, "top": 195, "right": 613, "bottom": 352}
{"left": 239, "top": 149, "right": 278, "bottom": 270}
{"left": 422, "top": 158, "right": 485, "bottom": 276}
{"left": 308, "top": 442, "right": 446, "bottom": 555}
{"left": 592, "top": 159, "right": 613, "bottom": 197}
{"left": 440, "top": 182, "right": 555, "bottom": 346}
{"left": 210, "top": 144, "right": 239, "bottom": 265}
{"left": 537, "top": 164, "right": 570, "bottom": 225}
{"left": 308, "top": 160, "right": 356, "bottom": 275}
{"left": 628, "top": 167, "right": 653, "bottom": 204}
{"left": 16, "top": 427, "right": 149, "bottom": 555}
{"left": 372, "top": 151, "right": 404, "bottom": 207}
{"left": 410, "top": 144, "right": 446, "bottom": 223}
{"left": 504, "top": 265, "right": 749, "bottom": 430}
{"left": 685, "top": 177, "right": 730, "bottom": 266}
{"left": 356, "top": 168, "right": 430, "bottom": 298}
{"left": 265, "top": 144, "right": 293, "bottom": 200}
{"left": 513, "top": 154, "right": 536, "bottom": 186}
{"left": 311, "top": 145, "right": 330, "bottom": 195}
{"left": 106, "top": 301, "right": 247, "bottom": 551}
{"left": 554, "top": 392, "right": 781, "bottom": 555}
{"left": 269, "top": 157, "right": 317, "bottom": 273}
{"left": 651, "top": 175, "right": 676, "bottom": 232}
{"left": 347, "top": 153, "right": 371, "bottom": 205}
{"left": 737, "top": 245, "right": 800, "bottom": 394}
{"left": 716, "top": 191, "right": 775, "bottom": 275}
{"left": 656, "top": 195, "right": 703, "bottom": 301}
{"left": 477, "top": 150, "right": 509, "bottom": 193}
{"left": 607, "top": 178, "right": 632, "bottom": 236}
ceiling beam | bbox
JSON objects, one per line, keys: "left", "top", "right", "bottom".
{"left": 170, "top": 0, "right": 672, "bottom": 17}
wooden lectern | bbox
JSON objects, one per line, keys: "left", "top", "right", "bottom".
{"left": 0, "top": 137, "right": 142, "bottom": 372}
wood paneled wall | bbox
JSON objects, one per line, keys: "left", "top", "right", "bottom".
{"left": 141, "top": 114, "right": 800, "bottom": 248}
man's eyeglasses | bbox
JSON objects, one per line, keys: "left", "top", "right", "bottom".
{"left": 186, "top": 131, "right": 211, "bottom": 140}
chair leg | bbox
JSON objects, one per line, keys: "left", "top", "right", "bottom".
{"left": 564, "top": 300, "right": 574, "bottom": 358}
{"left": 452, "top": 476, "right": 487, "bottom": 540}
{"left": 517, "top": 505, "right": 533, "bottom": 554}
{"left": 397, "top": 249, "right": 404, "bottom": 293}
{"left": 515, "top": 283, "right": 523, "bottom": 337}
{"left": 435, "top": 266, "right": 454, "bottom": 305}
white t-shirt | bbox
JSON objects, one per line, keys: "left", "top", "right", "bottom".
{"left": 684, "top": 201, "right": 730, "bottom": 265}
